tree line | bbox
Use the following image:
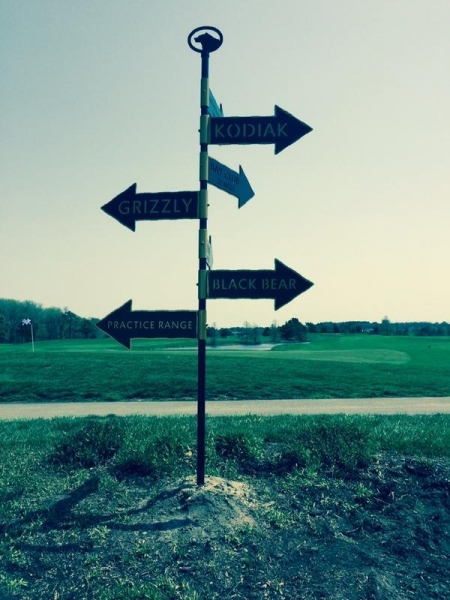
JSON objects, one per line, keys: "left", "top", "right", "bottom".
{"left": 208, "top": 317, "right": 450, "bottom": 344}
{"left": 0, "top": 299, "right": 98, "bottom": 343}
{"left": 1, "top": 299, "right": 448, "bottom": 345}
{"left": 307, "top": 318, "right": 450, "bottom": 337}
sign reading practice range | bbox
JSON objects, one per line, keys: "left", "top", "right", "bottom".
{"left": 106, "top": 318, "right": 195, "bottom": 332}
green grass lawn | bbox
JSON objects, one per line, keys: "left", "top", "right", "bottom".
{"left": 2, "top": 336, "right": 449, "bottom": 598}
{"left": 1, "top": 334, "right": 449, "bottom": 402}
{"left": 0, "top": 413, "right": 449, "bottom": 598}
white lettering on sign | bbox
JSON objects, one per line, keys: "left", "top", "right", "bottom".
{"left": 213, "top": 121, "right": 288, "bottom": 139}
{"left": 212, "top": 278, "right": 257, "bottom": 290}
{"left": 118, "top": 197, "right": 194, "bottom": 216}
{"left": 107, "top": 320, "right": 156, "bottom": 330}
{"left": 158, "top": 321, "right": 193, "bottom": 330}
{"left": 210, "top": 162, "right": 223, "bottom": 176}
{"left": 210, "top": 162, "right": 239, "bottom": 186}
{"left": 277, "top": 122, "right": 288, "bottom": 137}
{"left": 107, "top": 319, "right": 193, "bottom": 331}
{"left": 261, "top": 278, "right": 297, "bottom": 290}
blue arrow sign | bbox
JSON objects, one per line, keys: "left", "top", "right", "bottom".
{"left": 208, "top": 157, "right": 255, "bottom": 208}
{"left": 209, "top": 105, "right": 312, "bottom": 154}
{"left": 208, "top": 89, "right": 224, "bottom": 118}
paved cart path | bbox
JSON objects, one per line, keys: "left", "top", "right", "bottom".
{"left": 1, "top": 397, "right": 449, "bottom": 420}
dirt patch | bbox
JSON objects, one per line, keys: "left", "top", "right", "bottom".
{"left": 133, "top": 456, "right": 450, "bottom": 599}
{"left": 3, "top": 454, "right": 450, "bottom": 599}
{"left": 132, "top": 476, "right": 257, "bottom": 539}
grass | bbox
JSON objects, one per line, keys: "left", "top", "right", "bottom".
{"left": 1, "top": 334, "right": 450, "bottom": 402}
{"left": 1, "top": 334, "right": 449, "bottom": 597}
{"left": 0, "top": 413, "right": 449, "bottom": 598}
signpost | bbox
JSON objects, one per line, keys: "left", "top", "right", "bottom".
{"left": 187, "top": 26, "right": 225, "bottom": 486}
{"left": 208, "top": 157, "right": 254, "bottom": 207}
{"left": 96, "top": 300, "right": 197, "bottom": 349}
{"left": 208, "top": 260, "right": 313, "bottom": 310}
{"left": 98, "top": 26, "right": 313, "bottom": 486}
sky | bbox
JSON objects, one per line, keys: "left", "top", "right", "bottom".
{"left": 1, "top": 0, "right": 449, "bottom": 329}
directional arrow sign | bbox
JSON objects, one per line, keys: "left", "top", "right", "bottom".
{"left": 208, "top": 157, "right": 255, "bottom": 207}
{"left": 208, "top": 89, "right": 224, "bottom": 118}
{"left": 96, "top": 300, "right": 197, "bottom": 349}
{"left": 209, "top": 106, "right": 312, "bottom": 155}
{"left": 208, "top": 259, "right": 313, "bottom": 310}
{"left": 101, "top": 184, "right": 199, "bottom": 231}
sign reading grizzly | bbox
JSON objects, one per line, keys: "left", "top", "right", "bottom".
{"left": 101, "top": 185, "right": 199, "bottom": 231}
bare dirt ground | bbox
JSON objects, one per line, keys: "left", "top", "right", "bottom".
{"left": 116, "top": 455, "right": 450, "bottom": 599}
{"left": 8, "top": 452, "right": 449, "bottom": 599}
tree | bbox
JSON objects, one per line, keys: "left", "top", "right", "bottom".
{"left": 207, "top": 325, "right": 217, "bottom": 346}
{"left": 270, "top": 321, "right": 280, "bottom": 343}
{"left": 42, "top": 307, "right": 64, "bottom": 340}
{"left": 0, "top": 298, "right": 24, "bottom": 342}
{"left": 239, "top": 322, "right": 251, "bottom": 345}
{"left": 380, "top": 316, "right": 391, "bottom": 336}
{"left": 79, "top": 318, "right": 97, "bottom": 339}
{"left": 251, "top": 326, "right": 261, "bottom": 345}
{"left": 62, "top": 310, "right": 77, "bottom": 339}
{"left": 0, "top": 314, "right": 8, "bottom": 342}
{"left": 279, "top": 318, "right": 308, "bottom": 342}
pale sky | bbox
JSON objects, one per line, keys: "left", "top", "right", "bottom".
{"left": 1, "top": 0, "right": 449, "bottom": 328}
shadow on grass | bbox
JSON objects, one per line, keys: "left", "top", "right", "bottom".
{"left": 43, "top": 475, "right": 100, "bottom": 529}
{"left": 3, "top": 475, "right": 195, "bottom": 556}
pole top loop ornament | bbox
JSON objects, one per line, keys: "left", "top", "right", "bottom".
{"left": 188, "top": 26, "right": 223, "bottom": 54}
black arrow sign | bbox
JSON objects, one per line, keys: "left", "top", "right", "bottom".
{"left": 96, "top": 300, "right": 197, "bottom": 349}
{"left": 101, "top": 184, "right": 199, "bottom": 231}
{"left": 208, "top": 259, "right": 313, "bottom": 310}
{"left": 209, "top": 106, "right": 312, "bottom": 155}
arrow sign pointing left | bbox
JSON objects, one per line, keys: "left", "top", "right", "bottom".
{"left": 96, "top": 300, "right": 198, "bottom": 349}
{"left": 208, "top": 259, "right": 313, "bottom": 310}
{"left": 208, "top": 157, "right": 255, "bottom": 207}
{"left": 101, "top": 184, "right": 199, "bottom": 231}
{"left": 209, "top": 105, "right": 312, "bottom": 155}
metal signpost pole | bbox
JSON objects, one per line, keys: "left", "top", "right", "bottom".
{"left": 188, "top": 27, "right": 223, "bottom": 486}
{"left": 197, "top": 43, "right": 209, "bottom": 487}
{"left": 101, "top": 27, "right": 311, "bottom": 487}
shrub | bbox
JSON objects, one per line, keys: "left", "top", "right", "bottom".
{"left": 280, "top": 418, "right": 374, "bottom": 475}
{"left": 50, "top": 417, "right": 125, "bottom": 469}
{"left": 214, "top": 432, "right": 261, "bottom": 473}
{"left": 113, "top": 431, "right": 192, "bottom": 478}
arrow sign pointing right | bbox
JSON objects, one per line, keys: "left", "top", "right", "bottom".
{"left": 208, "top": 157, "right": 255, "bottom": 207}
{"left": 96, "top": 300, "right": 197, "bottom": 349}
{"left": 101, "top": 185, "right": 199, "bottom": 231}
{"left": 209, "top": 105, "right": 312, "bottom": 154}
{"left": 208, "top": 259, "right": 313, "bottom": 310}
